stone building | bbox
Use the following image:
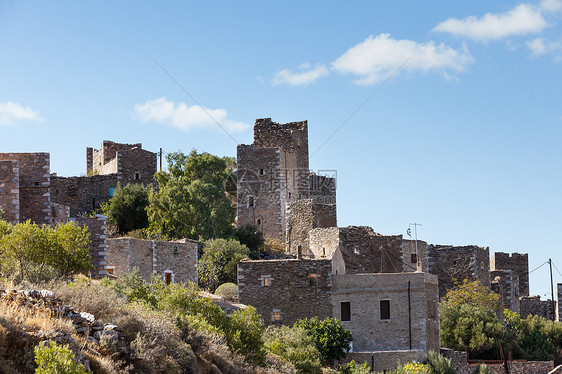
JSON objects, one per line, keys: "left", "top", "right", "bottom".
{"left": 106, "top": 237, "right": 201, "bottom": 285}
{"left": 491, "top": 270, "right": 520, "bottom": 313}
{"left": 490, "top": 252, "right": 529, "bottom": 297}
{"left": 0, "top": 153, "right": 51, "bottom": 225}
{"left": 520, "top": 295, "right": 555, "bottom": 320}
{"left": 51, "top": 141, "right": 157, "bottom": 217}
{"left": 237, "top": 118, "right": 336, "bottom": 243}
{"left": 427, "top": 244, "right": 491, "bottom": 298}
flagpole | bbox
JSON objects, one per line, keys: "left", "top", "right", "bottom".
{"left": 409, "top": 223, "right": 422, "bottom": 271}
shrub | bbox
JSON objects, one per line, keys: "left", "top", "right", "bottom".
{"left": 34, "top": 340, "right": 87, "bottom": 374}
{"left": 215, "top": 282, "right": 238, "bottom": 301}
{"left": 423, "top": 351, "right": 456, "bottom": 374}
{"left": 198, "top": 238, "right": 249, "bottom": 291}
{"left": 106, "top": 183, "right": 151, "bottom": 234}
{"left": 391, "top": 362, "right": 430, "bottom": 374}
{"left": 294, "top": 317, "right": 352, "bottom": 364}
{"left": 225, "top": 306, "right": 266, "bottom": 364}
{"left": 233, "top": 224, "right": 264, "bottom": 256}
{"left": 471, "top": 364, "right": 492, "bottom": 374}
{"left": 265, "top": 325, "right": 323, "bottom": 374}
{"left": 337, "top": 360, "right": 371, "bottom": 374}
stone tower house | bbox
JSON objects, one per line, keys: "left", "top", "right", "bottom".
{"left": 237, "top": 118, "right": 336, "bottom": 244}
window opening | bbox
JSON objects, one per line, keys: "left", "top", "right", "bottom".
{"left": 273, "top": 309, "right": 281, "bottom": 321}
{"left": 411, "top": 253, "right": 417, "bottom": 263}
{"left": 309, "top": 273, "right": 317, "bottom": 286}
{"left": 380, "top": 300, "right": 390, "bottom": 320}
{"left": 134, "top": 172, "right": 141, "bottom": 180}
{"left": 259, "top": 169, "right": 264, "bottom": 175}
{"left": 249, "top": 196, "right": 254, "bottom": 207}
{"left": 341, "top": 302, "right": 351, "bottom": 321}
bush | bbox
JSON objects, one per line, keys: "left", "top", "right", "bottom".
{"left": 471, "top": 364, "right": 492, "bottom": 374}
{"left": 34, "top": 340, "right": 87, "bottom": 374}
{"left": 423, "top": 351, "right": 456, "bottom": 374}
{"left": 294, "top": 317, "right": 353, "bottom": 364}
{"left": 265, "top": 325, "right": 322, "bottom": 374}
{"left": 390, "top": 362, "right": 430, "bottom": 374}
{"left": 337, "top": 360, "right": 371, "bottom": 374}
{"left": 233, "top": 224, "right": 264, "bottom": 256}
{"left": 215, "top": 282, "right": 238, "bottom": 301}
{"left": 198, "top": 238, "right": 249, "bottom": 291}
{"left": 106, "top": 183, "right": 151, "bottom": 234}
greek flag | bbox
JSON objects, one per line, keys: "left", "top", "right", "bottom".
{"left": 407, "top": 227, "right": 412, "bottom": 237}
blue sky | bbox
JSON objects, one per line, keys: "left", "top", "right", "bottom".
{"left": 1, "top": 0, "right": 562, "bottom": 297}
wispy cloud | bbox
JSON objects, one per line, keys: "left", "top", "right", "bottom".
{"left": 541, "top": 0, "right": 562, "bottom": 13}
{"left": 273, "top": 63, "right": 329, "bottom": 86}
{"left": 331, "top": 34, "right": 472, "bottom": 85}
{"left": 527, "top": 37, "right": 562, "bottom": 57}
{"left": 134, "top": 97, "right": 249, "bottom": 133}
{"left": 434, "top": 4, "right": 547, "bottom": 41}
{"left": 0, "top": 101, "right": 43, "bottom": 126}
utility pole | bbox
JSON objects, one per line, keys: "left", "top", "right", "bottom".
{"left": 549, "top": 258, "right": 555, "bottom": 320}
{"left": 159, "top": 148, "right": 163, "bottom": 172}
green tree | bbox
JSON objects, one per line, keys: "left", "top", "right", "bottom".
{"left": 440, "top": 281, "right": 505, "bottom": 358}
{"left": 233, "top": 224, "right": 264, "bottom": 256}
{"left": 50, "top": 221, "right": 92, "bottom": 277}
{"left": 106, "top": 183, "right": 151, "bottom": 233}
{"left": 148, "top": 150, "right": 235, "bottom": 240}
{"left": 264, "top": 325, "right": 323, "bottom": 374}
{"left": 198, "top": 238, "right": 249, "bottom": 291}
{"left": 294, "top": 317, "right": 353, "bottom": 364}
{"left": 34, "top": 340, "right": 87, "bottom": 374}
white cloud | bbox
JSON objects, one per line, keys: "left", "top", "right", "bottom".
{"left": 272, "top": 63, "right": 329, "bottom": 86}
{"left": 331, "top": 34, "right": 472, "bottom": 85}
{"left": 0, "top": 101, "right": 43, "bottom": 126}
{"left": 526, "top": 37, "right": 562, "bottom": 56}
{"left": 541, "top": 0, "right": 562, "bottom": 13}
{"left": 434, "top": 4, "right": 547, "bottom": 41}
{"left": 134, "top": 97, "right": 249, "bottom": 133}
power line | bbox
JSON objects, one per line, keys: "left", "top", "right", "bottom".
{"left": 529, "top": 260, "right": 549, "bottom": 274}
{"left": 552, "top": 260, "right": 562, "bottom": 278}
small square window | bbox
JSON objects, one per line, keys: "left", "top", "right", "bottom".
{"left": 380, "top": 300, "right": 390, "bottom": 320}
{"left": 134, "top": 172, "right": 141, "bottom": 180}
{"left": 262, "top": 276, "right": 271, "bottom": 287}
{"left": 105, "top": 267, "right": 114, "bottom": 275}
{"left": 273, "top": 309, "right": 282, "bottom": 321}
{"left": 341, "top": 302, "right": 351, "bottom": 321}
{"left": 309, "top": 273, "right": 317, "bottom": 286}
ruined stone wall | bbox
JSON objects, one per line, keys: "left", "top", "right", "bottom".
{"left": 0, "top": 153, "right": 51, "bottom": 225}
{"left": 491, "top": 270, "right": 520, "bottom": 313}
{"left": 520, "top": 296, "right": 555, "bottom": 320}
{"left": 89, "top": 141, "right": 143, "bottom": 174}
{"left": 338, "top": 227, "right": 403, "bottom": 274}
{"left": 237, "top": 145, "right": 284, "bottom": 241}
{"left": 490, "top": 252, "right": 529, "bottom": 297}
{"left": 337, "top": 351, "right": 425, "bottom": 373}
{"left": 285, "top": 199, "right": 336, "bottom": 256}
{"left": 116, "top": 148, "right": 157, "bottom": 187}
{"left": 50, "top": 203, "right": 70, "bottom": 225}
{"left": 75, "top": 215, "right": 107, "bottom": 278}
{"left": 237, "top": 259, "right": 333, "bottom": 325}
{"left": 51, "top": 174, "right": 118, "bottom": 217}
{"left": 106, "top": 237, "right": 199, "bottom": 284}
{"left": 309, "top": 174, "right": 336, "bottom": 204}
{"left": 428, "top": 245, "right": 490, "bottom": 298}
{"left": 0, "top": 160, "right": 20, "bottom": 224}
{"left": 331, "top": 272, "right": 439, "bottom": 352}
{"left": 440, "top": 349, "right": 553, "bottom": 374}
{"left": 401, "top": 239, "right": 429, "bottom": 273}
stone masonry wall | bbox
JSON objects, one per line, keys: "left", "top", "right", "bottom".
{"left": 332, "top": 272, "right": 439, "bottom": 352}
{"left": 309, "top": 174, "right": 336, "bottom": 205}
{"left": 337, "top": 351, "right": 425, "bottom": 373}
{"left": 490, "top": 252, "right": 529, "bottom": 297}
{"left": 50, "top": 202, "right": 70, "bottom": 225}
{"left": 237, "top": 145, "right": 284, "bottom": 241}
{"left": 337, "top": 227, "right": 403, "bottom": 274}
{"left": 238, "top": 259, "right": 333, "bottom": 326}
{"left": 440, "top": 349, "right": 554, "bottom": 374}
{"left": 88, "top": 140, "right": 143, "bottom": 173}
{"left": 491, "top": 269, "right": 520, "bottom": 313}
{"left": 285, "top": 199, "right": 336, "bottom": 256}
{"left": 51, "top": 174, "right": 118, "bottom": 217}
{"left": 106, "top": 237, "right": 199, "bottom": 284}
{"left": 0, "top": 160, "right": 20, "bottom": 224}
{"left": 520, "top": 296, "right": 555, "bottom": 320}
{"left": 0, "top": 153, "right": 51, "bottom": 225}
{"left": 75, "top": 215, "right": 107, "bottom": 278}
{"left": 428, "top": 245, "right": 490, "bottom": 298}
{"left": 116, "top": 148, "right": 157, "bottom": 187}
{"left": 401, "top": 239, "right": 429, "bottom": 273}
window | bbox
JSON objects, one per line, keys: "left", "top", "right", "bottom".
{"left": 341, "top": 302, "right": 351, "bottom": 321}
{"left": 109, "top": 187, "right": 114, "bottom": 197}
{"left": 272, "top": 309, "right": 282, "bottom": 322}
{"left": 173, "top": 246, "right": 179, "bottom": 254}
{"left": 257, "top": 219, "right": 261, "bottom": 225}
{"left": 309, "top": 273, "right": 317, "bottom": 286}
{"left": 411, "top": 253, "right": 417, "bottom": 264}
{"left": 105, "top": 266, "right": 115, "bottom": 275}
{"left": 262, "top": 276, "right": 271, "bottom": 287}
{"left": 322, "top": 247, "right": 326, "bottom": 257}
{"left": 288, "top": 192, "right": 292, "bottom": 198}
{"left": 164, "top": 271, "right": 174, "bottom": 285}
{"left": 354, "top": 246, "right": 360, "bottom": 255}
{"left": 380, "top": 300, "right": 390, "bottom": 320}
{"left": 248, "top": 196, "right": 254, "bottom": 207}
{"left": 134, "top": 172, "right": 141, "bottom": 180}
{"left": 259, "top": 168, "right": 264, "bottom": 175}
